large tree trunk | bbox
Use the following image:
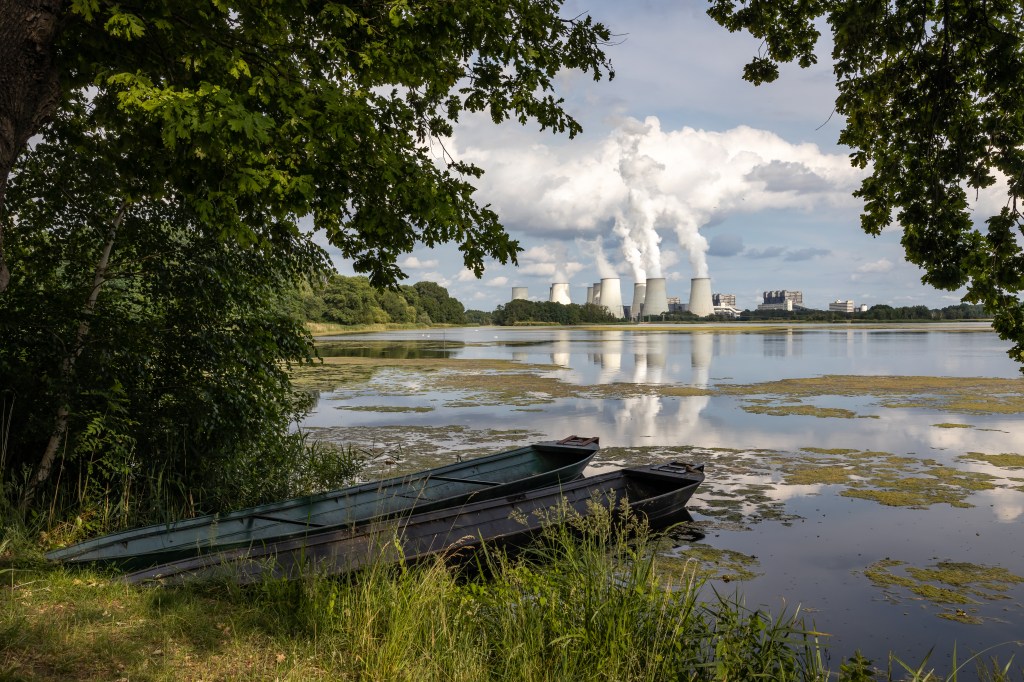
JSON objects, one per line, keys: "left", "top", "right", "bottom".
{"left": 19, "top": 202, "right": 126, "bottom": 512}
{"left": 0, "top": 0, "right": 62, "bottom": 293}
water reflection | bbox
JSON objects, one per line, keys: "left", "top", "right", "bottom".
{"left": 303, "top": 324, "right": 1024, "bottom": 668}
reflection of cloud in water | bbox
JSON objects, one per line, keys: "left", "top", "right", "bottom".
{"left": 551, "top": 352, "right": 570, "bottom": 366}
{"left": 975, "top": 488, "right": 1024, "bottom": 522}
{"left": 615, "top": 395, "right": 664, "bottom": 438}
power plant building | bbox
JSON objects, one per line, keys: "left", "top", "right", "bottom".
{"left": 829, "top": 300, "right": 855, "bottom": 313}
{"left": 549, "top": 282, "right": 571, "bottom": 305}
{"left": 599, "top": 277, "right": 624, "bottom": 318}
{"left": 757, "top": 290, "right": 805, "bottom": 311}
{"left": 687, "top": 277, "right": 714, "bottom": 317}
{"left": 511, "top": 287, "right": 528, "bottom": 301}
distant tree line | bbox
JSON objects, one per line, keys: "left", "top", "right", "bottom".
{"left": 491, "top": 300, "right": 618, "bottom": 325}
{"left": 300, "top": 276, "right": 466, "bottom": 326}
{"left": 737, "top": 303, "right": 989, "bottom": 322}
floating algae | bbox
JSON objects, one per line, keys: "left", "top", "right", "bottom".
{"left": 740, "top": 402, "right": 866, "bottom": 419}
{"left": 933, "top": 423, "right": 974, "bottom": 429}
{"left": 861, "top": 559, "right": 1024, "bottom": 623}
{"left": 717, "top": 375, "right": 1024, "bottom": 415}
{"left": 669, "top": 545, "right": 761, "bottom": 583}
{"left": 958, "top": 452, "right": 1024, "bottom": 469}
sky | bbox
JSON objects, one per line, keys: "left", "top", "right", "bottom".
{"left": 318, "top": 0, "right": 996, "bottom": 313}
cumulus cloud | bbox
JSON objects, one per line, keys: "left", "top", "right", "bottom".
{"left": 400, "top": 256, "right": 439, "bottom": 269}
{"left": 746, "top": 246, "right": 786, "bottom": 259}
{"left": 451, "top": 116, "right": 863, "bottom": 280}
{"left": 485, "top": 276, "right": 510, "bottom": 288}
{"left": 784, "top": 247, "right": 831, "bottom": 261}
{"left": 708, "top": 234, "right": 745, "bottom": 257}
{"left": 850, "top": 258, "right": 895, "bottom": 281}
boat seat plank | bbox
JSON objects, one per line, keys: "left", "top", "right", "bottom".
{"left": 247, "top": 514, "right": 326, "bottom": 528}
{"left": 428, "top": 475, "right": 502, "bottom": 487}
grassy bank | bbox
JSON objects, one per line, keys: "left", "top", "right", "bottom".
{"left": 3, "top": 511, "right": 1020, "bottom": 681}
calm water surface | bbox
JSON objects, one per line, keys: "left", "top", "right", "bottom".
{"left": 303, "top": 323, "right": 1024, "bottom": 671}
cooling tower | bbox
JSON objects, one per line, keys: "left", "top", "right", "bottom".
{"left": 643, "top": 278, "right": 668, "bottom": 316}
{"left": 586, "top": 286, "right": 594, "bottom": 304}
{"left": 599, "top": 278, "right": 624, "bottom": 318}
{"left": 688, "top": 277, "right": 714, "bottom": 317}
{"left": 592, "top": 281, "right": 602, "bottom": 306}
{"left": 511, "top": 287, "right": 528, "bottom": 301}
{"left": 631, "top": 282, "right": 647, "bottom": 321}
{"left": 549, "top": 282, "right": 571, "bottom": 305}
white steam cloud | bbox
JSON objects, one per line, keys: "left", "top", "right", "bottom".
{"left": 450, "top": 116, "right": 861, "bottom": 280}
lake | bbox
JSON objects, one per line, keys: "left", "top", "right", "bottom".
{"left": 300, "top": 322, "right": 1024, "bottom": 673}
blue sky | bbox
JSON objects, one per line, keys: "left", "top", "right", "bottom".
{"left": 321, "top": 0, "right": 995, "bottom": 312}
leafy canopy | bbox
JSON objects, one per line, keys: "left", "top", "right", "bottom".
{"left": 708, "top": 0, "right": 1024, "bottom": 367}
{"left": 55, "top": 0, "right": 613, "bottom": 285}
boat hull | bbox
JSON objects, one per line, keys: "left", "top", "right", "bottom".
{"left": 126, "top": 461, "right": 705, "bottom": 586}
{"left": 47, "top": 436, "right": 599, "bottom": 569}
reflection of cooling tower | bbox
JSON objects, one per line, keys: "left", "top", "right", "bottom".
{"left": 549, "top": 282, "right": 571, "bottom": 305}
{"left": 592, "top": 281, "right": 602, "bottom": 305}
{"left": 688, "top": 277, "right": 714, "bottom": 317}
{"left": 599, "top": 278, "right": 624, "bottom": 318}
{"left": 511, "top": 287, "right": 528, "bottom": 301}
{"left": 631, "top": 283, "right": 646, "bottom": 321}
{"left": 644, "top": 278, "right": 668, "bottom": 316}
{"left": 586, "top": 286, "right": 594, "bottom": 304}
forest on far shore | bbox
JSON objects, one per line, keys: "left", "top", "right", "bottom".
{"left": 300, "top": 276, "right": 990, "bottom": 327}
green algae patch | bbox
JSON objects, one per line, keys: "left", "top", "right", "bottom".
{"left": 740, "top": 402, "right": 863, "bottom": 419}
{"left": 336, "top": 405, "right": 434, "bottom": 413}
{"left": 672, "top": 545, "right": 761, "bottom": 582}
{"left": 862, "top": 559, "right": 1024, "bottom": 621}
{"left": 841, "top": 463, "right": 997, "bottom": 508}
{"left": 784, "top": 464, "right": 855, "bottom": 486}
{"left": 958, "top": 452, "right": 1024, "bottom": 469}
{"left": 716, "top": 375, "right": 1024, "bottom": 415}
{"left": 933, "top": 423, "right": 974, "bottom": 429}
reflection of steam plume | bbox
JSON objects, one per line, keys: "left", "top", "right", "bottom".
{"left": 596, "top": 330, "right": 623, "bottom": 384}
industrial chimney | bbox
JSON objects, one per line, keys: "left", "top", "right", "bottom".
{"left": 600, "top": 277, "right": 624, "bottom": 318}
{"left": 549, "top": 282, "right": 571, "bottom": 305}
{"left": 586, "top": 286, "right": 594, "bottom": 304}
{"left": 631, "top": 282, "right": 647, "bottom": 321}
{"left": 644, "top": 278, "right": 668, "bottom": 317}
{"left": 511, "top": 287, "right": 528, "bottom": 301}
{"left": 688, "top": 277, "right": 714, "bottom": 317}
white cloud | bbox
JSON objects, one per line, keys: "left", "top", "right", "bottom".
{"left": 400, "top": 256, "right": 439, "bottom": 269}
{"left": 852, "top": 259, "right": 895, "bottom": 280}
{"left": 485, "top": 276, "right": 510, "bottom": 288}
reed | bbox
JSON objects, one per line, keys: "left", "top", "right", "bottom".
{"left": 3, "top": 500, "right": 1022, "bottom": 680}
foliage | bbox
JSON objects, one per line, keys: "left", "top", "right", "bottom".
{"left": 707, "top": 0, "right": 1024, "bottom": 369}
{"left": 301, "top": 274, "right": 465, "bottom": 326}
{"left": 2, "top": 0, "right": 614, "bottom": 290}
{"left": 0, "top": 105, "right": 346, "bottom": 522}
{"left": 492, "top": 299, "right": 618, "bottom": 325}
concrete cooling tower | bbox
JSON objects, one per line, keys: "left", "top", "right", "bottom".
{"left": 688, "top": 277, "right": 714, "bottom": 317}
{"left": 631, "top": 282, "right": 646, "bottom": 321}
{"left": 549, "top": 282, "right": 571, "bottom": 305}
{"left": 586, "top": 286, "right": 594, "bottom": 304}
{"left": 600, "top": 277, "right": 624, "bottom": 318}
{"left": 592, "top": 281, "right": 602, "bottom": 306}
{"left": 511, "top": 287, "right": 528, "bottom": 301}
{"left": 643, "top": 278, "right": 668, "bottom": 316}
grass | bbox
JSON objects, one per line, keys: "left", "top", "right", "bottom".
{"left": 4, "top": 506, "right": 1024, "bottom": 681}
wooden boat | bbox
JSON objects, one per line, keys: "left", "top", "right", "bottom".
{"left": 125, "top": 461, "right": 704, "bottom": 586}
{"left": 47, "top": 436, "right": 599, "bottom": 570}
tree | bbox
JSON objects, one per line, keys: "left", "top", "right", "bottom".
{"left": 0, "top": 1, "right": 612, "bottom": 294}
{"left": 1, "top": 1, "right": 613, "bottom": 509}
{"left": 708, "top": 0, "right": 1024, "bottom": 368}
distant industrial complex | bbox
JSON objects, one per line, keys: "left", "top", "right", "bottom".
{"left": 510, "top": 281, "right": 871, "bottom": 319}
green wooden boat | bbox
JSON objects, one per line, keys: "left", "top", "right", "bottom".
{"left": 46, "top": 436, "right": 599, "bottom": 570}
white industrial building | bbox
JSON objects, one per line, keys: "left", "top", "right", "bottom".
{"left": 829, "top": 300, "right": 855, "bottom": 313}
